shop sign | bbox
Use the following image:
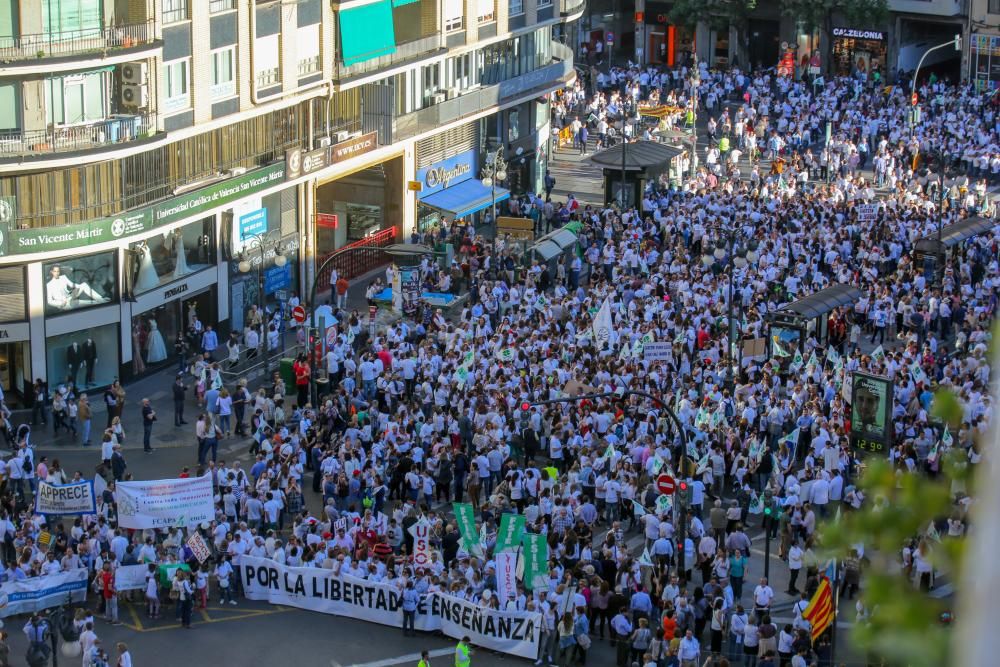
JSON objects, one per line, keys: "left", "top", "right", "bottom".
{"left": 0, "top": 322, "right": 29, "bottom": 342}
{"left": 416, "top": 150, "right": 476, "bottom": 199}
{"left": 264, "top": 263, "right": 292, "bottom": 295}
{"left": 330, "top": 132, "right": 378, "bottom": 164}
{"left": 0, "top": 162, "right": 286, "bottom": 257}
{"left": 285, "top": 146, "right": 331, "bottom": 181}
{"left": 832, "top": 27, "right": 885, "bottom": 41}
{"left": 164, "top": 283, "right": 189, "bottom": 299}
{"left": 239, "top": 208, "right": 268, "bottom": 241}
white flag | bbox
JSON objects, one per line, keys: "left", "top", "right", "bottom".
{"left": 748, "top": 492, "right": 764, "bottom": 515}
{"left": 592, "top": 298, "right": 613, "bottom": 347}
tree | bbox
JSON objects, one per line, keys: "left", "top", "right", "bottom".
{"left": 668, "top": 0, "right": 755, "bottom": 65}
{"left": 777, "top": 0, "right": 889, "bottom": 73}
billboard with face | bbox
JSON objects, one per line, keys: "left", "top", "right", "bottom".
{"left": 850, "top": 372, "right": 893, "bottom": 454}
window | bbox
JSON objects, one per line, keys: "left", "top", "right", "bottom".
{"left": 991, "top": 0, "right": 1000, "bottom": 14}
{"left": 254, "top": 34, "right": 281, "bottom": 89}
{"left": 209, "top": 0, "right": 235, "bottom": 12}
{"left": 508, "top": 0, "right": 523, "bottom": 16}
{"left": 297, "top": 24, "right": 321, "bottom": 76}
{"left": 210, "top": 47, "right": 236, "bottom": 99}
{"left": 477, "top": 0, "right": 495, "bottom": 24}
{"left": 43, "top": 0, "right": 102, "bottom": 36}
{"left": 0, "top": 82, "right": 17, "bottom": 132}
{"left": 163, "top": 59, "right": 190, "bottom": 113}
{"left": 44, "top": 71, "right": 107, "bottom": 125}
{"left": 536, "top": 0, "right": 552, "bottom": 7}
{"left": 162, "top": 0, "right": 188, "bottom": 24}
{"left": 444, "top": 0, "right": 464, "bottom": 31}
{"left": 0, "top": 0, "right": 18, "bottom": 41}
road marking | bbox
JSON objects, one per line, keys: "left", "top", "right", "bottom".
{"left": 340, "top": 647, "right": 453, "bottom": 667}
{"left": 121, "top": 602, "right": 291, "bottom": 632}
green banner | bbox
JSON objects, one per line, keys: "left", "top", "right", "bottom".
{"left": 521, "top": 532, "right": 549, "bottom": 591}
{"left": 495, "top": 514, "right": 526, "bottom": 554}
{"left": 3, "top": 162, "right": 286, "bottom": 256}
{"left": 452, "top": 502, "right": 480, "bottom": 556}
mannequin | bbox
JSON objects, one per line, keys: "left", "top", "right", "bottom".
{"left": 188, "top": 303, "right": 198, "bottom": 330}
{"left": 67, "top": 341, "right": 83, "bottom": 386}
{"left": 146, "top": 318, "right": 168, "bottom": 364}
{"left": 132, "top": 321, "right": 146, "bottom": 374}
{"left": 170, "top": 228, "right": 190, "bottom": 279}
{"left": 134, "top": 240, "right": 160, "bottom": 292}
{"left": 82, "top": 338, "right": 97, "bottom": 386}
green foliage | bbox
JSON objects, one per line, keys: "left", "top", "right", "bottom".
{"left": 669, "top": 0, "right": 752, "bottom": 33}
{"left": 777, "top": 0, "right": 889, "bottom": 34}
{"left": 819, "top": 388, "right": 972, "bottom": 666}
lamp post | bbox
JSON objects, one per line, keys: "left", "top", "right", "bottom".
{"left": 481, "top": 146, "right": 508, "bottom": 240}
{"left": 763, "top": 503, "right": 773, "bottom": 579}
{"left": 702, "top": 231, "right": 758, "bottom": 392}
{"left": 238, "top": 229, "right": 286, "bottom": 376}
{"left": 909, "top": 35, "right": 962, "bottom": 141}
{"left": 688, "top": 70, "right": 700, "bottom": 179}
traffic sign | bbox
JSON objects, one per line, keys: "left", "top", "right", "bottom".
{"left": 606, "top": 31, "right": 614, "bottom": 44}
{"left": 656, "top": 473, "right": 676, "bottom": 495}
{"left": 291, "top": 305, "right": 306, "bottom": 323}
{"left": 911, "top": 92, "right": 918, "bottom": 106}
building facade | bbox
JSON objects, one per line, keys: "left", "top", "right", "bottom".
{"left": 0, "top": 0, "right": 583, "bottom": 402}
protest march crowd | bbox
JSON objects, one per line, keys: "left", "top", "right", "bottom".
{"left": 0, "top": 54, "right": 995, "bottom": 667}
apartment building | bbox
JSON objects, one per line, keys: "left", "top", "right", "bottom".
{"left": 0, "top": 0, "right": 583, "bottom": 402}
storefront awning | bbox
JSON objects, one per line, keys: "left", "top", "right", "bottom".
{"left": 419, "top": 179, "right": 510, "bottom": 219}
{"left": 339, "top": 0, "right": 397, "bottom": 66}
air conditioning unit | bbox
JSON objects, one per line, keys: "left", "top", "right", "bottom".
{"left": 447, "top": 87, "right": 460, "bottom": 100}
{"left": 227, "top": 167, "right": 247, "bottom": 177}
{"left": 318, "top": 135, "right": 333, "bottom": 147}
{"left": 121, "top": 62, "right": 148, "bottom": 85}
{"left": 431, "top": 92, "right": 447, "bottom": 105}
{"left": 333, "top": 131, "right": 350, "bottom": 143}
{"left": 121, "top": 84, "right": 148, "bottom": 109}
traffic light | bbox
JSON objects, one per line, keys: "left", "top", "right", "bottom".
{"left": 520, "top": 401, "right": 531, "bottom": 412}
{"left": 678, "top": 480, "right": 691, "bottom": 506}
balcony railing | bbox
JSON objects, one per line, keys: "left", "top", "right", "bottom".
{"left": 0, "top": 21, "right": 157, "bottom": 61}
{"left": 336, "top": 34, "right": 443, "bottom": 80}
{"left": 0, "top": 113, "right": 157, "bottom": 157}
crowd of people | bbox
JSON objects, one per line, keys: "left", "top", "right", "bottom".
{"left": 0, "top": 54, "right": 993, "bottom": 667}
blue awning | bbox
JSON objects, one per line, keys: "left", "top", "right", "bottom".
{"left": 419, "top": 179, "right": 510, "bottom": 219}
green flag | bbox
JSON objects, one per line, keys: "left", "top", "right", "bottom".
{"left": 655, "top": 494, "right": 672, "bottom": 515}
{"left": 790, "top": 349, "right": 804, "bottom": 372}
{"left": 748, "top": 492, "right": 764, "bottom": 515}
{"left": 909, "top": 362, "right": 929, "bottom": 385}
{"left": 453, "top": 503, "right": 481, "bottom": 556}
{"left": 870, "top": 345, "right": 886, "bottom": 364}
{"left": 771, "top": 335, "right": 791, "bottom": 358}
{"left": 638, "top": 547, "right": 654, "bottom": 567}
{"left": 495, "top": 513, "right": 526, "bottom": 554}
{"left": 806, "top": 351, "right": 819, "bottom": 369}
{"left": 942, "top": 425, "right": 953, "bottom": 448}
{"left": 650, "top": 455, "right": 665, "bottom": 474}
{"left": 495, "top": 347, "right": 517, "bottom": 363}
{"left": 521, "top": 532, "right": 549, "bottom": 591}
{"left": 696, "top": 452, "right": 711, "bottom": 474}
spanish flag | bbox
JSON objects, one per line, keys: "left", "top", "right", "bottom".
{"left": 802, "top": 577, "right": 835, "bottom": 641}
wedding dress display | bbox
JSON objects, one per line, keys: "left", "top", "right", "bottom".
{"left": 145, "top": 319, "right": 168, "bottom": 363}
{"left": 171, "top": 229, "right": 190, "bottom": 279}
{"left": 134, "top": 242, "right": 160, "bottom": 292}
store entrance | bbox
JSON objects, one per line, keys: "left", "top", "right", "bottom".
{"left": 130, "top": 287, "right": 217, "bottom": 377}
{"left": 0, "top": 342, "right": 29, "bottom": 405}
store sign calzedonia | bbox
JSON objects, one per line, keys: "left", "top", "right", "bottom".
{"left": 1, "top": 162, "right": 287, "bottom": 257}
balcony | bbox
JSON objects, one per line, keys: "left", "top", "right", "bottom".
{"left": 0, "top": 113, "right": 157, "bottom": 159}
{"left": 392, "top": 45, "right": 573, "bottom": 142}
{"left": 0, "top": 21, "right": 158, "bottom": 62}
{"left": 336, "top": 34, "right": 444, "bottom": 82}
{"left": 559, "top": 0, "right": 586, "bottom": 17}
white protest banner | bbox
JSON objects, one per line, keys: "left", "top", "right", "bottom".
{"left": 592, "top": 298, "right": 612, "bottom": 346}
{"left": 0, "top": 568, "right": 88, "bottom": 617}
{"left": 642, "top": 342, "right": 672, "bottom": 362}
{"left": 187, "top": 533, "right": 212, "bottom": 564}
{"left": 409, "top": 519, "right": 433, "bottom": 568}
{"left": 238, "top": 556, "right": 541, "bottom": 659}
{"left": 115, "top": 565, "right": 150, "bottom": 592}
{"left": 115, "top": 475, "right": 215, "bottom": 530}
{"left": 35, "top": 480, "right": 96, "bottom": 515}
{"left": 496, "top": 551, "right": 518, "bottom": 605}
{"left": 857, "top": 203, "right": 879, "bottom": 223}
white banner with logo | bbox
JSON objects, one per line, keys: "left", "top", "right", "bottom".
{"left": 115, "top": 475, "right": 215, "bottom": 530}
{"left": 408, "top": 519, "right": 433, "bottom": 569}
{"left": 35, "top": 480, "right": 96, "bottom": 515}
{"left": 237, "top": 556, "right": 540, "bottom": 659}
{"left": 0, "top": 568, "right": 88, "bottom": 617}
{"left": 495, "top": 551, "right": 518, "bottom": 606}
{"left": 115, "top": 564, "right": 150, "bottom": 592}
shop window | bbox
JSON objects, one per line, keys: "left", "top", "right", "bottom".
{"left": 129, "top": 217, "right": 216, "bottom": 296}
{"left": 46, "top": 322, "right": 118, "bottom": 390}
{"left": 43, "top": 251, "right": 116, "bottom": 316}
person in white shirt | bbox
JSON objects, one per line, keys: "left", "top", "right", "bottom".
{"left": 45, "top": 265, "right": 107, "bottom": 310}
{"left": 753, "top": 577, "right": 774, "bottom": 616}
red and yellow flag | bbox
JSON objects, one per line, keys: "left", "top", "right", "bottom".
{"left": 802, "top": 577, "right": 835, "bottom": 641}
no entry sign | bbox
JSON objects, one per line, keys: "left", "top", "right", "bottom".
{"left": 656, "top": 473, "right": 676, "bottom": 495}
{"left": 292, "top": 305, "right": 306, "bottom": 323}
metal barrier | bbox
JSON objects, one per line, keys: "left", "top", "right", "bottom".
{"left": 0, "top": 20, "right": 156, "bottom": 60}
{"left": 314, "top": 226, "right": 398, "bottom": 293}
{"left": 0, "top": 113, "right": 156, "bottom": 156}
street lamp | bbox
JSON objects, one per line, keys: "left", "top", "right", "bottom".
{"left": 238, "top": 229, "right": 286, "bottom": 376}
{"left": 702, "top": 231, "right": 757, "bottom": 391}
{"left": 481, "top": 146, "right": 508, "bottom": 237}
{"left": 909, "top": 34, "right": 962, "bottom": 140}
{"left": 688, "top": 70, "right": 700, "bottom": 179}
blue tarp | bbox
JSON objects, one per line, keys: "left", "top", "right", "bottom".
{"left": 419, "top": 179, "right": 511, "bottom": 219}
